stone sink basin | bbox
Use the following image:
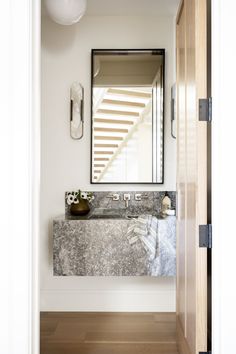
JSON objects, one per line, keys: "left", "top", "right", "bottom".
{"left": 88, "top": 208, "right": 123, "bottom": 219}
{"left": 87, "top": 208, "right": 165, "bottom": 220}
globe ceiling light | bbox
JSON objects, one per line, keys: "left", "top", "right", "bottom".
{"left": 44, "top": 0, "right": 87, "bottom": 26}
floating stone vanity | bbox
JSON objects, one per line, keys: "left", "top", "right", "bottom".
{"left": 53, "top": 191, "right": 176, "bottom": 277}
{"left": 53, "top": 215, "right": 176, "bottom": 276}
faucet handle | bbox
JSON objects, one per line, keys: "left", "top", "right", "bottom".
{"left": 135, "top": 193, "right": 148, "bottom": 201}
{"left": 107, "top": 193, "right": 119, "bottom": 201}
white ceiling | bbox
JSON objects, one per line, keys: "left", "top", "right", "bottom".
{"left": 42, "top": 0, "right": 180, "bottom": 17}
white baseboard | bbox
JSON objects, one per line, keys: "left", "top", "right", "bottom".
{"left": 40, "top": 289, "right": 176, "bottom": 312}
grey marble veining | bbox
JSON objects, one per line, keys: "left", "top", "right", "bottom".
{"left": 151, "top": 216, "right": 176, "bottom": 276}
{"left": 65, "top": 191, "right": 176, "bottom": 217}
{"left": 53, "top": 215, "right": 176, "bottom": 277}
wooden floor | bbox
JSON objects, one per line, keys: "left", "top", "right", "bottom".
{"left": 41, "top": 312, "right": 178, "bottom": 354}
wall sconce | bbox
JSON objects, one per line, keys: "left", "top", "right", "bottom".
{"left": 44, "top": 0, "right": 87, "bottom": 26}
{"left": 93, "top": 57, "right": 101, "bottom": 78}
{"left": 171, "top": 84, "right": 176, "bottom": 139}
{"left": 70, "top": 82, "right": 84, "bottom": 140}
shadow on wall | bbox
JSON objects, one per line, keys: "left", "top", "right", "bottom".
{"left": 47, "top": 220, "right": 54, "bottom": 270}
{"left": 41, "top": 15, "right": 77, "bottom": 53}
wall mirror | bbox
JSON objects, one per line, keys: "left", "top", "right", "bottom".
{"left": 91, "top": 49, "right": 164, "bottom": 184}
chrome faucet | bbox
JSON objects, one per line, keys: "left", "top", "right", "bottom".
{"left": 123, "top": 194, "right": 131, "bottom": 208}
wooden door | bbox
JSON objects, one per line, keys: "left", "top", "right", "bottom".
{"left": 176, "top": 1, "right": 208, "bottom": 353}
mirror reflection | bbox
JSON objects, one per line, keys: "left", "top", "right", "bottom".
{"left": 91, "top": 49, "right": 164, "bottom": 184}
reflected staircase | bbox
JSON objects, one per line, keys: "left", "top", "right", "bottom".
{"left": 92, "top": 88, "right": 152, "bottom": 182}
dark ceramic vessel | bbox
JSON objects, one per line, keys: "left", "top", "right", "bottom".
{"left": 70, "top": 198, "right": 90, "bottom": 216}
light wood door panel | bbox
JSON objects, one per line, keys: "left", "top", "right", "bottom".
{"left": 195, "top": 0, "right": 208, "bottom": 348}
{"left": 185, "top": 0, "right": 197, "bottom": 352}
{"left": 176, "top": 0, "right": 208, "bottom": 353}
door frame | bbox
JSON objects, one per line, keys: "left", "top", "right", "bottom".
{"left": 2, "top": 0, "right": 236, "bottom": 353}
{"left": 0, "top": 0, "right": 40, "bottom": 353}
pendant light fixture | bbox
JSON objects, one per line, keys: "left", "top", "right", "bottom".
{"left": 44, "top": 0, "right": 87, "bottom": 26}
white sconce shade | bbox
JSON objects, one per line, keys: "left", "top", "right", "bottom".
{"left": 44, "top": 0, "right": 87, "bottom": 25}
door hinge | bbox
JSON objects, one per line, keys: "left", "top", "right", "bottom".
{"left": 199, "top": 224, "right": 212, "bottom": 248}
{"left": 199, "top": 97, "right": 212, "bottom": 122}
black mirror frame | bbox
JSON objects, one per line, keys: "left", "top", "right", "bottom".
{"left": 90, "top": 48, "right": 165, "bottom": 185}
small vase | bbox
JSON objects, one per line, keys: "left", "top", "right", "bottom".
{"left": 70, "top": 198, "right": 90, "bottom": 216}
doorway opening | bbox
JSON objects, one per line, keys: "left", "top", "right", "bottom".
{"left": 40, "top": 0, "right": 211, "bottom": 353}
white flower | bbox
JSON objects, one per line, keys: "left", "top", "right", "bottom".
{"left": 81, "top": 192, "right": 87, "bottom": 199}
{"left": 73, "top": 197, "right": 79, "bottom": 204}
{"left": 66, "top": 194, "right": 75, "bottom": 205}
{"left": 66, "top": 190, "right": 94, "bottom": 205}
{"left": 87, "top": 195, "right": 94, "bottom": 202}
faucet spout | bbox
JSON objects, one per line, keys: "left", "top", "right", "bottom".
{"left": 123, "top": 194, "right": 131, "bottom": 208}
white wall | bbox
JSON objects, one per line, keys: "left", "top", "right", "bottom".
{"left": 41, "top": 14, "right": 176, "bottom": 311}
